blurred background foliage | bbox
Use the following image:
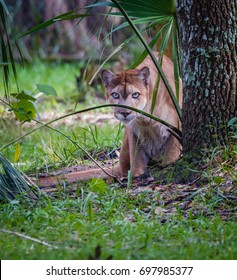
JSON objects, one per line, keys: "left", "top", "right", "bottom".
{"left": 6, "top": 0, "right": 141, "bottom": 61}
{"left": 3, "top": 0, "right": 175, "bottom": 64}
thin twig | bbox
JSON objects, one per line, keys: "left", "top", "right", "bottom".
{"left": 0, "top": 228, "right": 58, "bottom": 249}
{"left": 187, "top": 176, "right": 201, "bottom": 185}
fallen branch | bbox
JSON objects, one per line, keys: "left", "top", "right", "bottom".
{"left": 33, "top": 166, "right": 119, "bottom": 187}
{"left": 0, "top": 228, "right": 58, "bottom": 249}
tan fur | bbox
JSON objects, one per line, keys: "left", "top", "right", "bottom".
{"left": 33, "top": 53, "right": 182, "bottom": 188}
{"left": 101, "top": 52, "right": 182, "bottom": 177}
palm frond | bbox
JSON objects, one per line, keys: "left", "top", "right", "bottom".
{"left": 18, "top": 10, "right": 89, "bottom": 39}
{"left": 172, "top": 26, "right": 181, "bottom": 100}
{"left": 114, "top": 0, "right": 175, "bottom": 18}
{"left": 0, "top": 154, "right": 44, "bottom": 202}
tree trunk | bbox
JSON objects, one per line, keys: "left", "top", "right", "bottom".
{"left": 175, "top": 0, "right": 237, "bottom": 153}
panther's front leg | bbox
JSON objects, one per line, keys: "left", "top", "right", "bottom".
{"left": 128, "top": 130, "right": 149, "bottom": 177}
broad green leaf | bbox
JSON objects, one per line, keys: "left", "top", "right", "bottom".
{"left": 94, "top": 0, "right": 175, "bottom": 17}
{"left": 89, "top": 178, "right": 107, "bottom": 195}
{"left": 36, "top": 84, "right": 57, "bottom": 96}
{"left": 11, "top": 91, "right": 36, "bottom": 101}
{"left": 14, "top": 143, "right": 20, "bottom": 163}
{"left": 12, "top": 99, "right": 36, "bottom": 122}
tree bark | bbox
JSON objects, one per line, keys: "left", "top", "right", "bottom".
{"left": 176, "top": 0, "right": 237, "bottom": 153}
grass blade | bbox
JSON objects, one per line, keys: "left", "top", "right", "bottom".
{"left": 172, "top": 26, "right": 180, "bottom": 100}
{"left": 0, "top": 3, "right": 9, "bottom": 93}
{"left": 0, "top": 0, "right": 11, "bottom": 19}
{"left": 0, "top": 33, "right": 9, "bottom": 93}
{"left": 89, "top": 34, "right": 136, "bottom": 85}
{"left": 130, "top": 20, "right": 171, "bottom": 69}
{"left": 150, "top": 58, "right": 162, "bottom": 114}
{"left": 0, "top": 1, "right": 21, "bottom": 94}
{"left": 159, "top": 19, "right": 173, "bottom": 55}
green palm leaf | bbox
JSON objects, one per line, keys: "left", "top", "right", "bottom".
{"left": 172, "top": 26, "right": 181, "bottom": 100}
{"left": 0, "top": 154, "right": 43, "bottom": 202}
{"left": 18, "top": 10, "right": 89, "bottom": 39}
{"left": 115, "top": 0, "right": 175, "bottom": 17}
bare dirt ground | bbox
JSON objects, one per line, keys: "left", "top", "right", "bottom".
{"left": 32, "top": 153, "right": 237, "bottom": 221}
{"left": 38, "top": 111, "right": 118, "bottom": 126}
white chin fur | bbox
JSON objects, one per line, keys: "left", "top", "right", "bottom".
{"left": 115, "top": 113, "right": 135, "bottom": 124}
{"left": 120, "top": 119, "right": 131, "bottom": 125}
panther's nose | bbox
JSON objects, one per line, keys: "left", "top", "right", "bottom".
{"left": 120, "top": 111, "right": 131, "bottom": 118}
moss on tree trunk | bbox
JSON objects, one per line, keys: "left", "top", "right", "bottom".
{"left": 176, "top": 0, "right": 237, "bottom": 153}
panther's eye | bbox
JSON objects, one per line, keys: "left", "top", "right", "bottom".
{"left": 132, "top": 92, "right": 140, "bottom": 99}
{"left": 111, "top": 92, "right": 120, "bottom": 99}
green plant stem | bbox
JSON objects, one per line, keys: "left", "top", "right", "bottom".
{"left": 1, "top": 103, "right": 181, "bottom": 152}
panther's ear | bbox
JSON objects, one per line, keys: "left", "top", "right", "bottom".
{"left": 137, "top": 67, "right": 150, "bottom": 86}
{"left": 101, "top": 70, "right": 115, "bottom": 87}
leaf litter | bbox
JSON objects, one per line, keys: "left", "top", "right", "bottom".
{"left": 32, "top": 151, "right": 237, "bottom": 222}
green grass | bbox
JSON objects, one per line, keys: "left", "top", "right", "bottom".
{"left": 0, "top": 120, "right": 123, "bottom": 173}
{"left": 0, "top": 190, "right": 237, "bottom": 260}
{"left": 1, "top": 61, "right": 81, "bottom": 98}
{"left": 1, "top": 61, "right": 237, "bottom": 260}
{"left": 0, "top": 61, "right": 123, "bottom": 172}
{"left": 0, "top": 60, "right": 107, "bottom": 115}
